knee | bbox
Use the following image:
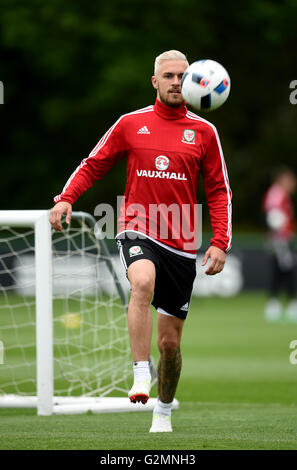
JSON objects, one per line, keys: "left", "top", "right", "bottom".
{"left": 158, "top": 336, "right": 180, "bottom": 358}
{"left": 130, "top": 274, "right": 154, "bottom": 300}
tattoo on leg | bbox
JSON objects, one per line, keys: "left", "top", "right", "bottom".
{"left": 158, "top": 346, "right": 182, "bottom": 403}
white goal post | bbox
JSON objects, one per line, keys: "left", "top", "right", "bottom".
{"left": 0, "top": 210, "right": 177, "bottom": 416}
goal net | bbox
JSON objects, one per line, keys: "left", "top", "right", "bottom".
{"left": 0, "top": 210, "right": 163, "bottom": 415}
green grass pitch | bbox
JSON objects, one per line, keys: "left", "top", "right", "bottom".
{"left": 1, "top": 292, "right": 297, "bottom": 450}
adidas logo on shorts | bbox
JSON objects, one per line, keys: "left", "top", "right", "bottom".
{"left": 180, "top": 302, "right": 189, "bottom": 312}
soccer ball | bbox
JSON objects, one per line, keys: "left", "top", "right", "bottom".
{"left": 181, "top": 59, "right": 231, "bottom": 112}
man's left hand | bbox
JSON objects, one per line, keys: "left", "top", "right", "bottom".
{"left": 202, "top": 246, "right": 226, "bottom": 275}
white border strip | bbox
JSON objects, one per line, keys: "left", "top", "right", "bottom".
{"left": 115, "top": 230, "right": 197, "bottom": 259}
{"left": 157, "top": 308, "right": 175, "bottom": 318}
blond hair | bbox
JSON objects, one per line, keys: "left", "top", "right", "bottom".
{"left": 154, "top": 50, "right": 188, "bottom": 75}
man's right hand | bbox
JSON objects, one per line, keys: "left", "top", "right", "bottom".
{"left": 49, "top": 201, "right": 72, "bottom": 232}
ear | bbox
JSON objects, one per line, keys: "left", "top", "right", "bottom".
{"left": 152, "top": 75, "right": 158, "bottom": 90}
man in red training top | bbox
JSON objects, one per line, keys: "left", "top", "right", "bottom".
{"left": 49, "top": 50, "right": 232, "bottom": 432}
{"left": 262, "top": 167, "right": 296, "bottom": 322}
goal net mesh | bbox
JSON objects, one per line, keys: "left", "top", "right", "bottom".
{"left": 0, "top": 214, "right": 131, "bottom": 399}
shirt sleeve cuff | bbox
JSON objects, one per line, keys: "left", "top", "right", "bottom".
{"left": 210, "top": 240, "right": 230, "bottom": 253}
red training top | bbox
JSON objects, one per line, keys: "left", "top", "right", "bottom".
{"left": 262, "top": 183, "right": 295, "bottom": 241}
{"left": 54, "top": 99, "right": 232, "bottom": 258}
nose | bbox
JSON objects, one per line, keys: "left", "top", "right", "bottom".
{"left": 172, "top": 75, "right": 181, "bottom": 88}
{"left": 173, "top": 75, "right": 180, "bottom": 86}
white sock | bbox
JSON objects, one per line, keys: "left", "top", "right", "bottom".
{"left": 133, "top": 361, "right": 151, "bottom": 382}
{"left": 153, "top": 397, "right": 173, "bottom": 416}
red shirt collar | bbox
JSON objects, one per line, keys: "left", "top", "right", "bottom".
{"left": 154, "top": 98, "right": 187, "bottom": 120}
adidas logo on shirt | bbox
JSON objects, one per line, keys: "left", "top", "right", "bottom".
{"left": 137, "top": 126, "right": 150, "bottom": 134}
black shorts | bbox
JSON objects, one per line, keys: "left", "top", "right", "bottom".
{"left": 116, "top": 235, "right": 196, "bottom": 320}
